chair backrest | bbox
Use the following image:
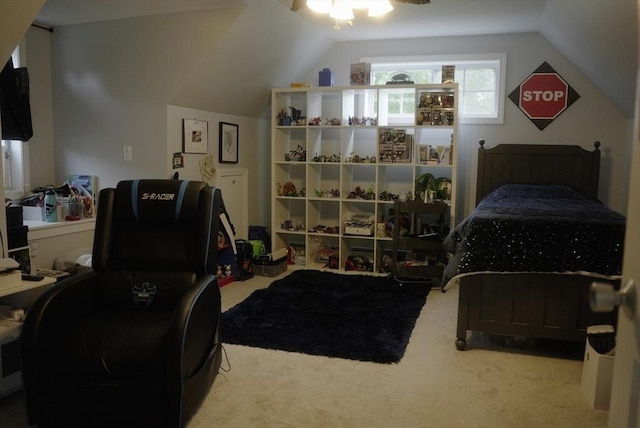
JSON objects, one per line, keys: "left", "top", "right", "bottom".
{"left": 90, "top": 180, "right": 222, "bottom": 310}
{"left": 92, "top": 179, "right": 220, "bottom": 276}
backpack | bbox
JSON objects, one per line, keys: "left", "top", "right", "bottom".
{"left": 234, "top": 239, "right": 254, "bottom": 281}
{"left": 248, "top": 225, "right": 272, "bottom": 254}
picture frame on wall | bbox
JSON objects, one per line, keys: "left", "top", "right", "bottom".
{"left": 219, "top": 122, "right": 239, "bottom": 163}
{"left": 182, "top": 119, "right": 208, "bottom": 154}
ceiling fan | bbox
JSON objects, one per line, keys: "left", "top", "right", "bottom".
{"left": 291, "top": 0, "right": 431, "bottom": 13}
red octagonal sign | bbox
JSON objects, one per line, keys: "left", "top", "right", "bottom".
{"left": 508, "top": 62, "right": 580, "bottom": 130}
{"left": 520, "top": 74, "right": 568, "bottom": 119}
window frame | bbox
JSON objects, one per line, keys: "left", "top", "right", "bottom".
{"left": 2, "top": 42, "right": 30, "bottom": 201}
{"left": 361, "top": 53, "right": 507, "bottom": 124}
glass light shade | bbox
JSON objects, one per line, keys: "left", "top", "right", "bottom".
{"left": 330, "top": 1, "right": 355, "bottom": 20}
{"left": 306, "top": 0, "right": 332, "bottom": 14}
{"left": 368, "top": 0, "right": 394, "bottom": 17}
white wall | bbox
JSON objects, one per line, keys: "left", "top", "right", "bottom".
{"left": 49, "top": 8, "right": 242, "bottom": 193}
{"left": 24, "top": 16, "right": 630, "bottom": 230}
{"left": 166, "top": 105, "right": 269, "bottom": 228}
{"left": 25, "top": 26, "right": 55, "bottom": 189}
{"left": 303, "top": 32, "right": 630, "bottom": 220}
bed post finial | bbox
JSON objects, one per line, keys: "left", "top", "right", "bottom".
{"left": 593, "top": 141, "right": 601, "bottom": 151}
{"left": 479, "top": 139, "right": 485, "bottom": 148}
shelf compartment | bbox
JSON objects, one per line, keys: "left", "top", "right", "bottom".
{"left": 307, "top": 235, "right": 339, "bottom": 270}
{"left": 416, "top": 87, "right": 455, "bottom": 127}
{"left": 342, "top": 201, "right": 375, "bottom": 238}
{"left": 377, "top": 127, "right": 415, "bottom": 164}
{"left": 275, "top": 163, "right": 306, "bottom": 197}
{"left": 341, "top": 164, "right": 376, "bottom": 200}
{"left": 274, "top": 90, "right": 307, "bottom": 126}
{"left": 342, "top": 88, "right": 378, "bottom": 125}
{"left": 414, "top": 127, "right": 454, "bottom": 166}
{"left": 341, "top": 238, "right": 375, "bottom": 273}
{"left": 342, "top": 126, "right": 378, "bottom": 162}
{"left": 274, "top": 198, "right": 306, "bottom": 233}
{"left": 307, "top": 90, "right": 342, "bottom": 124}
{"left": 272, "top": 232, "right": 305, "bottom": 257}
{"left": 378, "top": 86, "right": 416, "bottom": 127}
{"left": 308, "top": 163, "right": 340, "bottom": 198}
{"left": 308, "top": 127, "right": 341, "bottom": 162}
{"left": 274, "top": 127, "right": 307, "bottom": 162}
{"left": 307, "top": 199, "right": 340, "bottom": 235}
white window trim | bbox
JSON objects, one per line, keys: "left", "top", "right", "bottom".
{"left": 361, "top": 53, "right": 507, "bottom": 125}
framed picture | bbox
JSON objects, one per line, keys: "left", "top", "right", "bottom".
{"left": 182, "top": 119, "right": 208, "bottom": 154}
{"left": 219, "top": 122, "right": 239, "bottom": 163}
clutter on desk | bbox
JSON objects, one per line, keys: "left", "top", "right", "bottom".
{"left": 18, "top": 175, "right": 96, "bottom": 221}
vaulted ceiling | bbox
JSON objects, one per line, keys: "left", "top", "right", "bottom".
{"left": 24, "top": 0, "right": 640, "bottom": 119}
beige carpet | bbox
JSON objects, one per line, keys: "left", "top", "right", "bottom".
{"left": 0, "top": 268, "right": 608, "bottom": 427}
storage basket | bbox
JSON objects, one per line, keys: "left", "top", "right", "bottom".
{"left": 253, "top": 257, "right": 287, "bottom": 277}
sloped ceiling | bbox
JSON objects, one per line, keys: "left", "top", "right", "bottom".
{"left": 32, "top": 0, "right": 639, "bottom": 118}
{"left": 0, "top": 0, "right": 46, "bottom": 65}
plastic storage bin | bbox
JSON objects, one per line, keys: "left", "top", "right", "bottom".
{"left": 581, "top": 325, "right": 615, "bottom": 410}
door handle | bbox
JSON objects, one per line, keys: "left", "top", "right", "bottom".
{"left": 590, "top": 279, "right": 636, "bottom": 320}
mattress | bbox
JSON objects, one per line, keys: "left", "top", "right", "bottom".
{"left": 442, "top": 184, "right": 626, "bottom": 285}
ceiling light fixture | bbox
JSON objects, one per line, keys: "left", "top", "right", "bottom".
{"left": 306, "top": 0, "right": 394, "bottom": 29}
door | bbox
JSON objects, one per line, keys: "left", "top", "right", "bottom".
{"left": 608, "top": 75, "right": 640, "bottom": 427}
{"left": 216, "top": 169, "right": 248, "bottom": 240}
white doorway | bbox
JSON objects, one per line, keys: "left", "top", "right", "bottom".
{"left": 216, "top": 168, "right": 248, "bottom": 240}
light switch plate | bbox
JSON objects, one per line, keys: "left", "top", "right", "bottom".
{"left": 123, "top": 145, "right": 133, "bottom": 161}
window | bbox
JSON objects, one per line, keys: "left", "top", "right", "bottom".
{"left": 2, "top": 44, "right": 28, "bottom": 201}
{"left": 362, "top": 53, "right": 507, "bottom": 124}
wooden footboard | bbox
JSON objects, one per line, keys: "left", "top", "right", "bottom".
{"left": 455, "top": 273, "right": 619, "bottom": 351}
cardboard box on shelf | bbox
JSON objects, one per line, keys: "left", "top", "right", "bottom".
{"left": 350, "top": 62, "right": 371, "bottom": 85}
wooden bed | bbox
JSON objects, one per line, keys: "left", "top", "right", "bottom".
{"left": 452, "top": 140, "right": 620, "bottom": 351}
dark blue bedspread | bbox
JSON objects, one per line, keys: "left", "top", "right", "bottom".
{"left": 442, "top": 184, "right": 626, "bottom": 285}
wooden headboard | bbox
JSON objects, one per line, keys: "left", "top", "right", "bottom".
{"left": 475, "top": 140, "right": 601, "bottom": 205}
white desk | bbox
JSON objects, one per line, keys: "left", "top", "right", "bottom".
{"left": 0, "top": 276, "right": 57, "bottom": 398}
{"left": 0, "top": 276, "right": 56, "bottom": 300}
{"left": 23, "top": 218, "right": 96, "bottom": 271}
{"left": 24, "top": 217, "right": 96, "bottom": 240}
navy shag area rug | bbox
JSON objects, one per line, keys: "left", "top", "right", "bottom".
{"left": 221, "top": 270, "right": 429, "bottom": 364}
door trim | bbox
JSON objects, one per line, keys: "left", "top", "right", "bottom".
{"left": 216, "top": 168, "right": 248, "bottom": 240}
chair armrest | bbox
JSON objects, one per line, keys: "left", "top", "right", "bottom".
{"left": 165, "top": 275, "right": 221, "bottom": 377}
{"left": 21, "top": 271, "right": 100, "bottom": 350}
{"left": 20, "top": 271, "right": 100, "bottom": 421}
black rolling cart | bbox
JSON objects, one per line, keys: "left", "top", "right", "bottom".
{"left": 391, "top": 200, "right": 448, "bottom": 289}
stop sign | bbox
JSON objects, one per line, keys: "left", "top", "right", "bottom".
{"left": 508, "top": 62, "right": 580, "bottom": 131}
{"left": 519, "top": 73, "right": 568, "bottom": 119}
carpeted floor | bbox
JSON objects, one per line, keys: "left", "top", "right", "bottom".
{"left": 0, "top": 269, "right": 609, "bottom": 427}
{"left": 221, "top": 270, "right": 429, "bottom": 363}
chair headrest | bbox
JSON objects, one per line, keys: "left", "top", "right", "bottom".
{"left": 114, "top": 179, "right": 206, "bottom": 224}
